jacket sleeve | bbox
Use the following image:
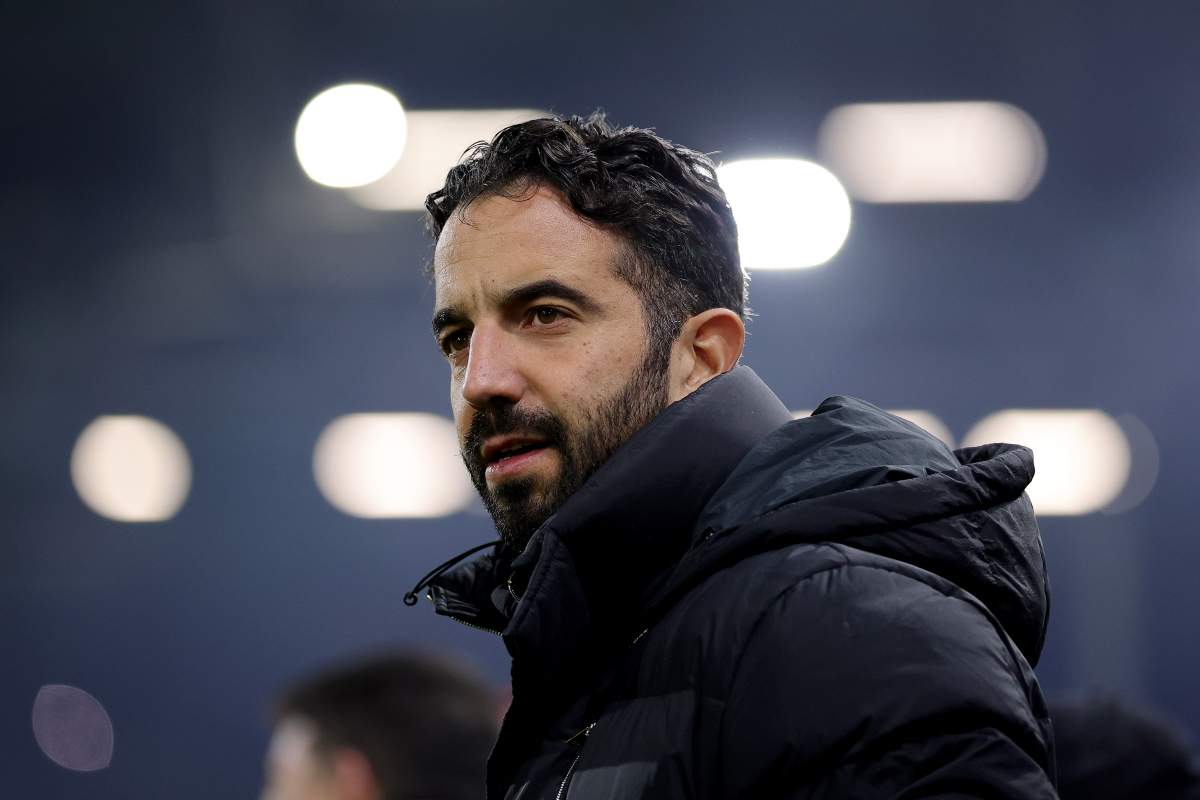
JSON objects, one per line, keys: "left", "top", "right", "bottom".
{"left": 718, "top": 560, "right": 1057, "bottom": 800}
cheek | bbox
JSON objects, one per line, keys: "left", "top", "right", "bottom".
{"left": 543, "top": 336, "right": 641, "bottom": 414}
{"left": 452, "top": 398, "right": 470, "bottom": 436}
{"left": 451, "top": 396, "right": 481, "bottom": 450}
{"left": 449, "top": 370, "right": 467, "bottom": 412}
{"left": 583, "top": 329, "right": 644, "bottom": 377}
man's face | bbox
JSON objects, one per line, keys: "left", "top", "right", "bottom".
{"left": 432, "top": 186, "right": 670, "bottom": 549}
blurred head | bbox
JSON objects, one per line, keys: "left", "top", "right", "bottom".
{"left": 1052, "top": 695, "right": 1200, "bottom": 800}
{"left": 261, "top": 654, "right": 498, "bottom": 800}
{"left": 428, "top": 113, "right": 747, "bottom": 550}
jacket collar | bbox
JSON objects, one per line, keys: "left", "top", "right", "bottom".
{"left": 429, "top": 366, "right": 793, "bottom": 685}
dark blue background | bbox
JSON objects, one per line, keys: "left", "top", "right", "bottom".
{"left": 3, "top": 1, "right": 1199, "bottom": 796}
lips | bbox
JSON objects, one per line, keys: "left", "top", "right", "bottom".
{"left": 481, "top": 438, "right": 553, "bottom": 481}
{"left": 489, "top": 442, "right": 548, "bottom": 463}
{"left": 465, "top": 407, "right": 565, "bottom": 485}
{"left": 482, "top": 436, "right": 551, "bottom": 466}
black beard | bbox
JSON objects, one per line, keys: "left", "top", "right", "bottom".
{"left": 463, "top": 353, "right": 671, "bottom": 552}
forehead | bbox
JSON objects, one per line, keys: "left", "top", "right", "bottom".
{"left": 432, "top": 187, "right": 625, "bottom": 304}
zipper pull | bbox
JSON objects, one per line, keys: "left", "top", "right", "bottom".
{"left": 565, "top": 722, "right": 595, "bottom": 746}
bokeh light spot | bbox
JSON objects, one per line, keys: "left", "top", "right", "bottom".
{"left": 818, "top": 101, "right": 1047, "bottom": 203}
{"left": 71, "top": 415, "right": 192, "bottom": 522}
{"left": 717, "top": 159, "right": 851, "bottom": 269}
{"left": 295, "top": 84, "right": 407, "bottom": 187}
{"left": 963, "top": 409, "right": 1130, "bottom": 516}
{"left": 32, "top": 685, "right": 114, "bottom": 771}
{"left": 313, "top": 413, "right": 474, "bottom": 518}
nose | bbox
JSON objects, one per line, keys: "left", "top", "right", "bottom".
{"left": 460, "top": 322, "right": 525, "bottom": 410}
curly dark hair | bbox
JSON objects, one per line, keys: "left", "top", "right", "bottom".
{"left": 425, "top": 112, "right": 746, "bottom": 372}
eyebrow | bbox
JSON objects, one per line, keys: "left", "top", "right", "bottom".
{"left": 496, "top": 279, "right": 601, "bottom": 315}
{"left": 431, "top": 278, "right": 602, "bottom": 337}
{"left": 431, "top": 306, "right": 469, "bottom": 338}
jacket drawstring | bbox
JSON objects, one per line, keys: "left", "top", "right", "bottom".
{"left": 403, "top": 540, "right": 502, "bottom": 606}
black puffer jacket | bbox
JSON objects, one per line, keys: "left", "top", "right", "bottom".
{"left": 425, "top": 367, "right": 1056, "bottom": 799}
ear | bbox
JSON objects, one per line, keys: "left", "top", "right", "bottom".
{"left": 331, "top": 748, "right": 383, "bottom": 800}
{"left": 668, "top": 308, "right": 746, "bottom": 402}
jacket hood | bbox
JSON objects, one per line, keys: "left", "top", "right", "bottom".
{"left": 654, "top": 395, "right": 1050, "bottom": 665}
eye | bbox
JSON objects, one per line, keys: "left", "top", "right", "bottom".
{"left": 442, "top": 329, "right": 470, "bottom": 355}
{"left": 533, "top": 307, "right": 560, "bottom": 325}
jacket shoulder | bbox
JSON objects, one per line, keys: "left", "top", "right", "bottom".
{"left": 641, "top": 543, "right": 1053, "bottom": 797}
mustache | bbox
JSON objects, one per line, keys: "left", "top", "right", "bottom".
{"left": 464, "top": 405, "right": 567, "bottom": 468}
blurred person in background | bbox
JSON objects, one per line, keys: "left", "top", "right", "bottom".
{"left": 261, "top": 653, "right": 498, "bottom": 800}
{"left": 1052, "top": 695, "right": 1200, "bottom": 800}
{"left": 407, "top": 113, "right": 1055, "bottom": 798}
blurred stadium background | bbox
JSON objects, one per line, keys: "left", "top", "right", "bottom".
{"left": 4, "top": 0, "right": 1200, "bottom": 796}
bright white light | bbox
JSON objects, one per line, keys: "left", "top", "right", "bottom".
{"left": 888, "top": 410, "right": 955, "bottom": 449}
{"left": 32, "top": 685, "right": 114, "bottom": 772}
{"left": 347, "top": 109, "right": 546, "bottom": 211}
{"left": 313, "top": 413, "right": 474, "bottom": 518}
{"left": 295, "top": 84, "right": 407, "bottom": 188}
{"left": 717, "top": 159, "right": 851, "bottom": 270}
{"left": 962, "top": 409, "right": 1130, "bottom": 516}
{"left": 71, "top": 415, "right": 192, "bottom": 522}
{"left": 818, "top": 102, "right": 1047, "bottom": 202}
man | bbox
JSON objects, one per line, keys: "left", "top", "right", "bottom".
{"left": 407, "top": 113, "right": 1055, "bottom": 799}
{"left": 261, "top": 653, "right": 498, "bottom": 800}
